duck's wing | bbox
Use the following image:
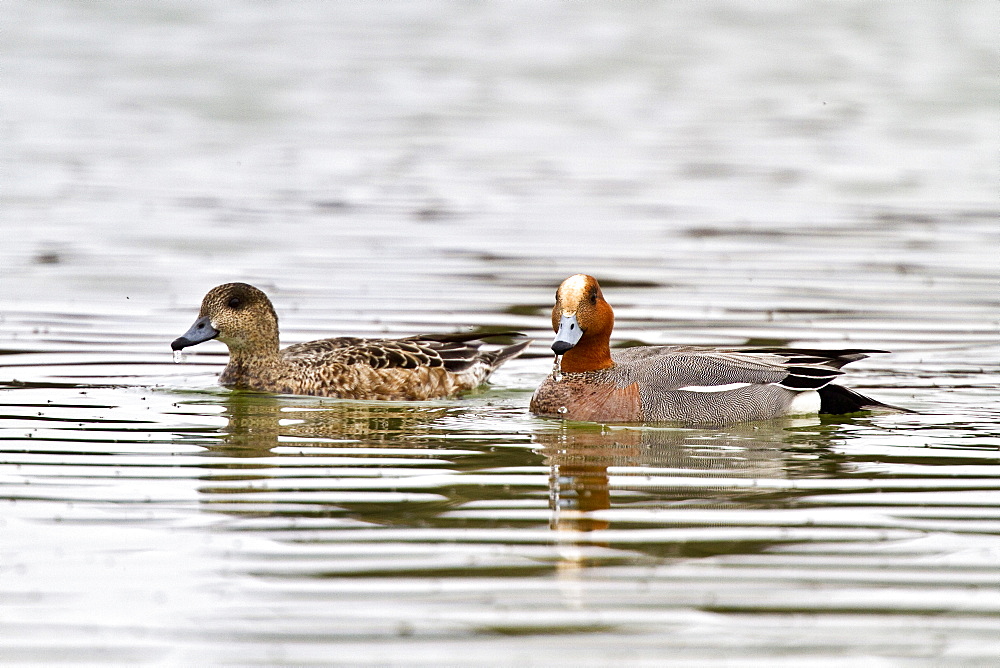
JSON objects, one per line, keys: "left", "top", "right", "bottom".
{"left": 611, "top": 346, "right": 882, "bottom": 392}
{"left": 403, "top": 332, "right": 529, "bottom": 372}
{"left": 284, "top": 333, "right": 527, "bottom": 373}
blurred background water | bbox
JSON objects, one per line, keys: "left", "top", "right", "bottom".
{"left": 1, "top": 1, "right": 999, "bottom": 665}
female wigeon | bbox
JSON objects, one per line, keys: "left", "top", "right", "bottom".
{"left": 172, "top": 283, "right": 529, "bottom": 400}
{"left": 530, "top": 274, "right": 905, "bottom": 425}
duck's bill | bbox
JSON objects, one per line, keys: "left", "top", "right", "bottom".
{"left": 171, "top": 316, "right": 219, "bottom": 351}
{"left": 551, "top": 313, "right": 583, "bottom": 354}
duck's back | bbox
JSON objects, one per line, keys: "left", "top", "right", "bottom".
{"left": 608, "top": 346, "right": 790, "bottom": 388}
{"left": 224, "top": 334, "right": 528, "bottom": 400}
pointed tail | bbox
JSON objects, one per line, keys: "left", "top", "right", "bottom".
{"left": 818, "top": 384, "right": 912, "bottom": 415}
{"left": 484, "top": 339, "right": 531, "bottom": 367}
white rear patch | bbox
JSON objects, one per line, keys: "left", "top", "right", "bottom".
{"left": 786, "top": 389, "right": 821, "bottom": 415}
{"left": 677, "top": 382, "right": 753, "bottom": 393}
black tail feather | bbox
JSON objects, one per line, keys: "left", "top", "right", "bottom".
{"left": 818, "top": 384, "right": 912, "bottom": 415}
{"left": 778, "top": 365, "right": 843, "bottom": 390}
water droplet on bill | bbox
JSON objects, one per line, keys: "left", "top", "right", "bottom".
{"left": 173, "top": 350, "right": 184, "bottom": 364}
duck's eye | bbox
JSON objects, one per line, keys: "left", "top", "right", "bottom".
{"left": 589, "top": 289, "right": 598, "bottom": 304}
{"left": 227, "top": 297, "right": 242, "bottom": 309}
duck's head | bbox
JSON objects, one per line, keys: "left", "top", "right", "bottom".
{"left": 171, "top": 282, "right": 280, "bottom": 354}
{"left": 549, "top": 274, "right": 614, "bottom": 372}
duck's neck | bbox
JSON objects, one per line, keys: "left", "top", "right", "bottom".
{"left": 221, "top": 344, "right": 282, "bottom": 388}
{"left": 559, "top": 337, "right": 614, "bottom": 373}
{"left": 225, "top": 340, "right": 281, "bottom": 369}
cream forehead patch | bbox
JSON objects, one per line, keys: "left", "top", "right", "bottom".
{"left": 557, "top": 274, "right": 593, "bottom": 313}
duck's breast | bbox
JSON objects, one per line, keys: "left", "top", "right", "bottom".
{"left": 530, "top": 369, "right": 643, "bottom": 422}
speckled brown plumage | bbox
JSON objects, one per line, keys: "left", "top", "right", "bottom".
{"left": 530, "top": 274, "right": 906, "bottom": 425}
{"left": 172, "top": 283, "right": 530, "bottom": 400}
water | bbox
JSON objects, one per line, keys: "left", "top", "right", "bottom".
{"left": 2, "top": 1, "right": 999, "bottom": 665}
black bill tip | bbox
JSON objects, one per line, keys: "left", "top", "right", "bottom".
{"left": 551, "top": 340, "right": 576, "bottom": 354}
{"left": 171, "top": 337, "right": 193, "bottom": 351}
{"left": 171, "top": 315, "right": 219, "bottom": 351}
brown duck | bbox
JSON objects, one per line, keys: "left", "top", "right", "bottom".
{"left": 530, "top": 274, "right": 906, "bottom": 425}
{"left": 172, "top": 283, "right": 529, "bottom": 400}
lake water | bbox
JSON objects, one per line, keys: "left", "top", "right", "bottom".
{"left": 2, "top": 1, "right": 999, "bottom": 665}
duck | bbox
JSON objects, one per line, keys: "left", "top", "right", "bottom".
{"left": 171, "top": 282, "right": 530, "bottom": 400}
{"left": 530, "top": 274, "right": 905, "bottom": 425}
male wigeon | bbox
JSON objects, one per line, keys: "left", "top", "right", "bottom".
{"left": 172, "top": 283, "right": 529, "bottom": 400}
{"left": 530, "top": 274, "right": 905, "bottom": 425}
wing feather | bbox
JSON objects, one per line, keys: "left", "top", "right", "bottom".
{"left": 282, "top": 333, "right": 524, "bottom": 373}
{"left": 610, "top": 345, "right": 874, "bottom": 392}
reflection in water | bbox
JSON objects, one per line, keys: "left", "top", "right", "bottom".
{"left": 536, "top": 418, "right": 848, "bottom": 533}
{"left": 194, "top": 393, "right": 460, "bottom": 523}
{"left": 213, "top": 393, "right": 449, "bottom": 455}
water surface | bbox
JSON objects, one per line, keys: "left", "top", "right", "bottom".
{"left": 2, "top": 1, "right": 999, "bottom": 665}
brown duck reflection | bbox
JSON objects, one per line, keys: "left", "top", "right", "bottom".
{"left": 535, "top": 417, "right": 844, "bottom": 532}
{"left": 213, "top": 392, "right": 449, "bottom": 455}
{"left": 196, "top": 394, "right": 457, "bottom": 521}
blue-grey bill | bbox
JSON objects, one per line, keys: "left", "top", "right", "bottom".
{"left": 171, "top": 315, "right": 219, "bottom": 351}
{"left": 551, "top": 313, "right": 583, "bottom": 354}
